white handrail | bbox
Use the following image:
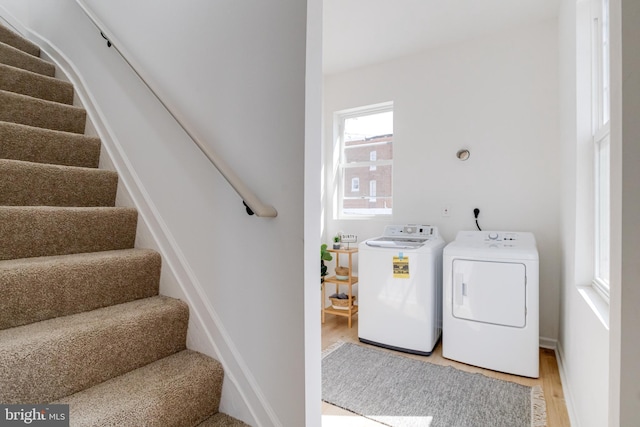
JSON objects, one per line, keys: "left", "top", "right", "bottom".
{"left": 74, "top": 0, "right": 277, "bottom": 218}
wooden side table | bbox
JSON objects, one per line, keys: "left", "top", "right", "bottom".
{"left": 322, "top": 247, "right": 358, "bottom": 328}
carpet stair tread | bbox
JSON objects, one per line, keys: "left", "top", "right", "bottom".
{"left": 0, "top": 41, "right": 54, "bottom": 76}
{"left": 0, "top": 62, "right": 74, "bottom": 104}
{"left": 0, "top": 22, "right": 232, "bottom": 427}
{"left": 0, "top": 248, "right": 161, "bottom": 330}
{"left": 0, "top": 89, "right": 85, "bottom": 133}
{"left": 0, "top": 25, "right": 40, "bottom": 56}
{"left": 52, "top": 350, "right": 224, "bottom": 427}
{"left": 0, "top": 158, "right": 117, "bottom": 207}
{"left": 0, "top": 206, "right": 137, "bottom": 260}
{"left": 0, "top": 295, "right": 188, "bottom": 404}
{"left": 197, "top": 413, "right": 251, "bottom": 427}
{"left": 0, "top": 121, "right": 100, "bottom": 167}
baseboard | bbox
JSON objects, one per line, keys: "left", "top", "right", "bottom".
{"left": 539, "top": 336, "right": 557, "bottom": 350}
{"left": 555, "top": 342, "right": 579, "bottom": 427}
{"left": 541, "top": 337, "right": 578, "bottom": 426}
{"left": 0, "top": 9, "right": 279, "bottom": 427}
{"left": 0, "top": 7, "right": 19, "bottom": 32}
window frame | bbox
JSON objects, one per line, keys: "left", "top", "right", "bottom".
{"left": 591, "top": 0, "right": 610, "bottom": 300}
{"left": 593, "top": 125, "right": 610, "bottom": 299}
{"left": 334, "top": 102, "right": 394, "bottom": 219}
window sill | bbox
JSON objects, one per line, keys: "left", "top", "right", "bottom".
{"left": 337, "top": 214, "right": 392, "bottom": 221}
{"left": 577, "top": 285, "right": 610, "bottom": 330}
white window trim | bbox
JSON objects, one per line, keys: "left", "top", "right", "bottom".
{"left": 591, "top": 0, "right": 610, "bottom": 302}
{"left": 334, "top": 102, "right": 393, "bottom": 219}
{"left": 593, "top": 125, "right": 610, "bottom": 301}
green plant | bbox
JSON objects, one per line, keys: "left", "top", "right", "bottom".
{"left": 333, "top": 235, "right": 340, "bottom": 243}
{"left": 321, "top": 244, "right": 333, "bottom": 283}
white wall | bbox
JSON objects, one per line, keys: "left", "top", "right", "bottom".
{"left": 323, "top": 19, "right": 561, "bottom": 343}
{"left": 0, "top": 1, "right": 309, "bottom": 426}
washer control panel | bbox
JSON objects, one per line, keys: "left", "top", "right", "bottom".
{"left": 382, "top": 224, "right": 438, "bottom": 239}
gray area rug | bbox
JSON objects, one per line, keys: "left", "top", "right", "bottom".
{"left": 322, "top": 342, "right": 546, "bottom": 427}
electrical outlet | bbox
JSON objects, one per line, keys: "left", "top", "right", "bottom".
{"left": 442, "top": 205, "right": 451, "bottom": 217}
{"left": 341, "top": 234, "right": 357, "bottom": 243}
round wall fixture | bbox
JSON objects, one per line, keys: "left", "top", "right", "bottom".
{"left": 456, "top": 149, "right": 470, "bottom": 161}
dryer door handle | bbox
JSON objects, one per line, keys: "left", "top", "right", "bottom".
{"left": 454, "top": 272, "right": 465, "bottom": 305}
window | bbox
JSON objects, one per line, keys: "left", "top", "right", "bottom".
{"left": 592, "top": 0, "right": 610, "bottom": 298}
{"left": 351, "top": 177, "right": 360, "bottom": 192}
{"left": 369, "top": 180, "right": 377, "bottom": 203}
{"left": 335, "top": 103, "right": 393, "bottom": 217}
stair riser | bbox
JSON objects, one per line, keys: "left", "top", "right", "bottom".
{"left": 0, "top": 297, "right": 189, "bottom": 404}
{"left": 0, "top": 63, "right": 74, "bottom": 104}
{"left": 0, "top": 25, "right": 40, "bottom": 56}
{"left": 0, "top": 90, "right": 86, "bottom": 134}
{"left": 0, "top": 121, "right": 101, "bottom": 168}
{"left": 0, "top": 249, "right": 161, "bottom": 330}
{"left": 54, "top": 350, "right": 224, "bottom": 427}
{"left": 0, "top": 42, "right": 54, "bottom": 76}
{"left": 0, "top": 207, "right": 137, "bottom": 260}
{"left": 0, "top": 159, "right": 118, "bottom": 207}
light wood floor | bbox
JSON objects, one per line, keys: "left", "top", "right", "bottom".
{"left": 321, "top": 315, "right": 571, "bottom": 427}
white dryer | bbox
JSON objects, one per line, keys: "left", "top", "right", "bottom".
{"left": 358, "top": 225, "right": 445, "bottom": 356}
{"left": 442, "top": 231, "right": 539, "bottom": 378}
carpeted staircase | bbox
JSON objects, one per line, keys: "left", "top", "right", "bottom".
{"left": 0, "top": 23, "right": 249, "bottom": 427}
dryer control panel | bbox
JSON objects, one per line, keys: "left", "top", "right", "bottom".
{"left": 453, "top": 231, "right": 537, "bottom": 250}
{"left": 486, "top": 232, "right": 518, "bottom": 241}
{"left": 383, "top": 224, "right": 438, "bottom": 239}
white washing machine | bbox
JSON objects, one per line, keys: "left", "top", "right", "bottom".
{"left": 443, "top": 231, "right": 539, "bottom": 378}
{"left": 358, "top": 224, "right": 445, "bottom": 356}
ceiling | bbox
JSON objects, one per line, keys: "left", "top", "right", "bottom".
{"left": 323, "top": 0, "right": 560, "bottom": 75}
